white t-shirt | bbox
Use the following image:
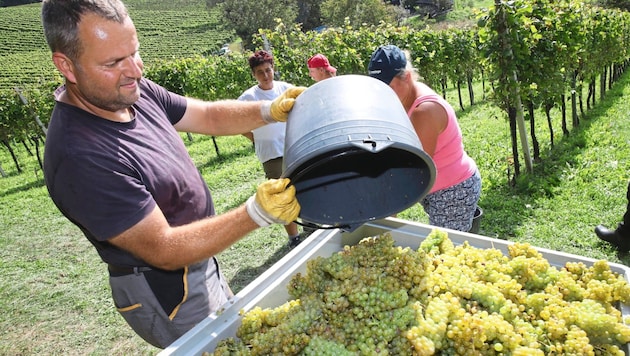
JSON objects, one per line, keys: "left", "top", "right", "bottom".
{"left": 238, "top": 81, "right": 293, "bottom": 163}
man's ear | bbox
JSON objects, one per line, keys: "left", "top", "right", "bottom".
{"left": 52, "top": 52, "right": 77, "bottom": 84}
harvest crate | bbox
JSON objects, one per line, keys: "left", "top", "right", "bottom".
{"left": 159, "top": 217, "right": 630, "bottom": 355}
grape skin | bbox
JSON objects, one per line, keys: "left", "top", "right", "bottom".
{"left": 208, "top": 230, "right": 630, "bottom": 355}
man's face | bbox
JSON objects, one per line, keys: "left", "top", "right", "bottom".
{"left": 68, "top": 13, "right": 144, "bottom": 114}
{"left": 252, "top": 62, "right": 274, "bottom": 90}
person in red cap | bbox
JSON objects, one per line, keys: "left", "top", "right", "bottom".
{"left": 307, "top": 54, "right": 337, "bottom": 82}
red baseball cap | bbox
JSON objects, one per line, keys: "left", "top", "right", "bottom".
{"left": 307, "top": 54, "right": 337, "bottom": 73}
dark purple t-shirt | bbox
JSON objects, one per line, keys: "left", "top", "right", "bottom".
{"left": 44, "top": 78, "right": 215, "bottom": 267}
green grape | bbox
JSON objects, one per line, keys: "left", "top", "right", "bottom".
{"left": 302, "top": 335, "right": 353, "bottom": 355}
{"left": 208, "top": 337, "right": 250, "bottom": 356}
{"left": 419, "top": 228, "right": 454, "bottom": 254}
{"left": 209, "top": 230, "right": 630, "bottom": 356}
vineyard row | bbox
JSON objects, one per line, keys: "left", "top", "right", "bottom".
{"left": 1, "top": 0, "right": 629, "bottom": 177}
{"left": 0, "top": 3, "right": 231, "bottom": 90}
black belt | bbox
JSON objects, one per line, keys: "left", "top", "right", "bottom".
{"left": 108, "top": 264, "right": 152, "bottom": 277}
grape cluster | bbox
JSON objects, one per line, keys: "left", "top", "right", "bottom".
{"left": 207, "top": 230, "right": 630, "bottom": 355}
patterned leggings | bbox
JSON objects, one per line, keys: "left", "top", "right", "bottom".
{"left": 421, "top": 169, "right": 482, "bottom": 232}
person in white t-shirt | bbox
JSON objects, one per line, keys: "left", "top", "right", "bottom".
{"left": 238, "top": 50, "right": 302, "bottom": 247}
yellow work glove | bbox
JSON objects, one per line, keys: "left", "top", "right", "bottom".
{"left": 260, "top": 86, "right": 307, "bottom": 123}
{"left": 246, "top": 178, "right": 301, "bottom": 227}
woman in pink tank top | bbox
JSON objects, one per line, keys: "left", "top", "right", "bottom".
{"left": 368, "top": 44, "right": 482, "bottom": 232}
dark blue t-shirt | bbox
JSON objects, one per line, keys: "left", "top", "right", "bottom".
{"left": 44, "top": 78, "right": 215, "bottom": 267}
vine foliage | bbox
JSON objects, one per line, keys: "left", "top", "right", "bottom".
{"left": 1, "top": 0, "right": 629, "bottom": 178}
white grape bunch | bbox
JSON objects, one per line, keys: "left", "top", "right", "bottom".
{"left": 208, "top": 230, "right": 630, "bottom": 356}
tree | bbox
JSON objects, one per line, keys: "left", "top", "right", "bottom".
{"left": 320, "top": 0, "right": 402, "bottom": 27}
{"left": 598, "top": 0, "right": 630, "bottom": 11}
{"left": 296, "top": 0, "right": 323, "bottom": 31}
{"left": 210, "top": 0, "right": 298, "bottom": 49}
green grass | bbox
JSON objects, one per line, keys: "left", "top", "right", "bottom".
{"left": 1, "top": 71, "right": 629, "bottom": 354}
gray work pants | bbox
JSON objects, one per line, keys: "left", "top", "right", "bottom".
{"left": 109, "top": 258, "right": 232, "bottom": 348}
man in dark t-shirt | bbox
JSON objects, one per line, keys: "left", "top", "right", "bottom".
{"left": 41, "top": 0, "right": 304, "bottom": 348}
{"left": 46, "top": 79, "right": 215, "bottom": 268}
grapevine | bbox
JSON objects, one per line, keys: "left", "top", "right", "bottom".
{"left": 207, "top": 229, "right": 630, "bottom": 355}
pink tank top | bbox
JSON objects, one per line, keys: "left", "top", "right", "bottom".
{"left": 408, "top": 94, "right": 477, "bottom": 193}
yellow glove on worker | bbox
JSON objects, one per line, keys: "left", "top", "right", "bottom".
{"left": 260, "top": 86, "right": 307, "bottom": 123}
{"left": 246, "top": 178, "right": 301, "bottom": 227}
